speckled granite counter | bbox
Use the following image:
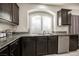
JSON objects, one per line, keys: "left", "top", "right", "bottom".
{"left": 0, "top": 33, "right": 78, "bottom": 49}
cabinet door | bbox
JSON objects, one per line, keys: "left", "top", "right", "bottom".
{"left": 61, "top": 11, "right": 68, "bottom": 25}
{"left": 68, "top": 13, "right": 71, "bottom": 25}
{"left": 21, "top": 37, "right": 36, "bottom": 56}
{"left": 57, "top": 11, "right": 62, "bottom": 26}
{"left": 69, "top": 35, "right": 78, "bottom": 51}
{"left": 0, "top": 46, "right": 9, "bottom": 56}
{"left": 12, "top": 3, "right": 19, "bottom": 25}
{"left": 9, "top": 40, "right": 20, "bottom": 56}
{"left": 48, "top": 36, "right": 58, "bottom": 54}
{"left": 36, "top": 36, "right": 47, "bottom": 56}
{"left": 0, "top": 3, "right": 12, "bottom": 21}
{"left": 0, "top": 4, "right": 2, "bottom": 18}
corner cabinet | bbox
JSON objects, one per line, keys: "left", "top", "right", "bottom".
{"left": 0, "top": 3, "right": 19, "bottom": 25}
{"left": 57, "top": 9, "right": 71, "bottom": 26}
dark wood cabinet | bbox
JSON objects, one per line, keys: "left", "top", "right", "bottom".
{"left": 57, "top": 9, "right": 71, "bottom": 26}
{"left": 69, "top": 35, "right": 78, "bottom": 51}
{"left": 0, "top": 3, "right": 19, "bottom": 25}
{"left": 0, "top": 46, "right": 9, "bottom": 56}
{"left": 0, "top": 3, "right": 12, "bottom": 21}
{"left": 21, "top": 37, "right": 36, "bottom": 56}
{"left": 20, "top": 36, "right": 58, "bottom": 56}
{"left": 61, "top": 10, "right": 68, "bottom": 25}
{"left": 9, "top": 39, "right": 20, "bottom": 56}
{"left": 0, "top": 39, "right": 20, "bottom": 56}
{"left": 48, "top": 36, "right": 58, "bottom": 54}
{"left": 36, "top": 36, "right": 47, "bottom": 56}
{"left": 68, "top": 13, "right": 71, "bottom": 25}
{"left": 12, "top": 3, "right": 19, "bottom": 25}
{"left": 0, "top": 35, "right": 78, "bottom": 56}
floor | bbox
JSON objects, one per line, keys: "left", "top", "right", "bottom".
{"left": 46, "top": 49, "right": 79, "bottom": 56}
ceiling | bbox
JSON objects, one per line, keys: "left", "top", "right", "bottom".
{"left": 17, "top": 3, "right": 79, "bottom": 6}
{"left": 39, "top": 3, "right": 79, "bottom": 6}
{"left": 17, "top": 3, "right": 79, "bottom": 10}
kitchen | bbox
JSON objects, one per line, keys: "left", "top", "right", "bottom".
{"left": 0, "top": 3, "right": 79, "bottom": 56}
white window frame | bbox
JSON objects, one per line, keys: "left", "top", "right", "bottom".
{"left": 29, "top": 12, "right": 53, "bottom": 34}
{"left": 27, "top": 9, "right": 56, "bottom": 33}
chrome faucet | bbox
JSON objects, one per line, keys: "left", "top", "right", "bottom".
{"left": 43, "top": 31, "right": 46, "bottom": 35}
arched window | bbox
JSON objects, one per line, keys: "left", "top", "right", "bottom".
{"left": 29, "top": 11, "right": 54, "bottom": 34}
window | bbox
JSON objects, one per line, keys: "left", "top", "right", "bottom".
{"left": 30, "top": 12, "right": 53, "bottom": 34}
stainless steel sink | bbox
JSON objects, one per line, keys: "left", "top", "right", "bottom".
{"left": 30, "top": 33, "right": 52, "bottom": 36}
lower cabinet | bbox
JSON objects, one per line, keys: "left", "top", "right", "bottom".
{"left": 21, "top": 37, "right": 36, "bottom": 56}
{"left": 69, "top": 35, "right": 78, "bottom": 51}
{"left": 36, "top": 36, "right": 47, "bottom": 56}
{"left": 48, "top": 36, "right": 58, "bottom": 54}
{"left": 20, "top": 36, "right": 58, "bottom": 56}
{"left": 0, "top": 35, "right": 78, "bottom": 56}
{"left": 9, "top": 39, "right": 21, "bottom": 56}
{"left": 0, "top": 46, "right": 9, "bottom": 56}
{"left": 0, "top": 39, "right": 20, "bottom": 56}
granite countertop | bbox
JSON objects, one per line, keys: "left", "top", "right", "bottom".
{"left": 0, "top": 33, "right": 78, "bottom": 49}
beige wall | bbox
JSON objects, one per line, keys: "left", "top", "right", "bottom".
{"left": 14, "top": 3, "right": 69, "bottom": 33}
{"left": 0, "top": 22, "right": 13, "bottom": 32}
{"left": 0, "top": 3, "right": 79, "bottom": 33}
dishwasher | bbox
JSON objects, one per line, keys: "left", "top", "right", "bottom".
{"left": 58, "top": 36, "right": 69, "bottom": 54}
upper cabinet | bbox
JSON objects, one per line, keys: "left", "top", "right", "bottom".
{"left": 0, "top": 3, "right": 12, "bottom": 22}
{"left": 12, "top": 4, "right": 19, "bottom": 25}
{"left": 0, "top": 3, "right": 19, "bottom": 25}
{"left": 57, "top": 9, "right": 71, "bottom": 26}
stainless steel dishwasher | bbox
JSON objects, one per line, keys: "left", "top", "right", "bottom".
{"left": 58, "top": 35, "right": 69, "bottom": 54}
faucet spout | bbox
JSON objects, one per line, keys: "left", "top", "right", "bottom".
{"left": 43, "top": 31, "right": 46, "bottom": 35}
